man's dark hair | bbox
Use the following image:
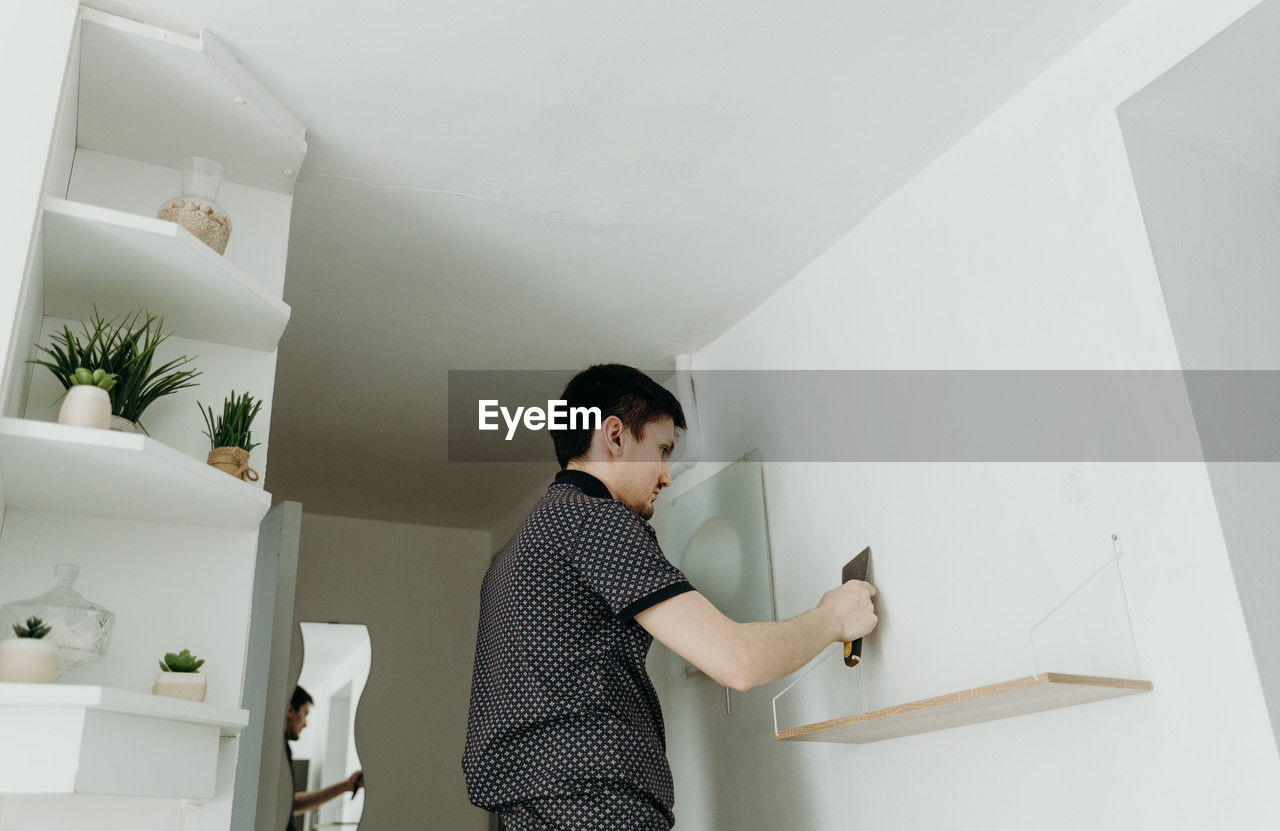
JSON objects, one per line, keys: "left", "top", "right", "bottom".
{"left": 291, "top": 685, "right": 313, "bottom": 711}
{"left": 552, "top": 364, "right": 686, "bottom": 468}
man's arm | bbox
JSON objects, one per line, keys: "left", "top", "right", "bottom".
{"left": 634, "top": 581, "right": 877, "bottom": 692}
{"left": 292, "top": 770, "right": 363, "bottom": 815}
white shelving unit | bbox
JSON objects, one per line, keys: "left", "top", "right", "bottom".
{"left": 42, "top": 198, "right": 290, "bottom": 352}
{"left": 0, "top": 684, "right": 248, "bottom": 798}
{"left": 0, "top": 5, "right": 305, "bottom": 829}
{"left": 0, "top": 418, "right": 271, "bottom": 530}
{"left": 77, "top": 8, "right": 307, "bottom": 194}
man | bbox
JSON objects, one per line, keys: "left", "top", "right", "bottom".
{"left": 285, "top": 685, "right": 364, "bottom": 831}
{"left": 462, "top": 364, "right": 877, "bottom": 829}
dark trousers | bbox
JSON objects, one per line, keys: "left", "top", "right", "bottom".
{"left": 500, "top": 783, "right": 672, "bottom": 831}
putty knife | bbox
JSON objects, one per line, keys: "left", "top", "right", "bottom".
{"left": 843, "top": 546, "right": 871, "bottom": 667}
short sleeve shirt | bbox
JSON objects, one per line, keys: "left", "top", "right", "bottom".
{"left": 462, "top": 470, "right": 695, "bottom": 825}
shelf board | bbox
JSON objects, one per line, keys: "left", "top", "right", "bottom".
{"left": 774, "top": 673, "right": 1153, "bottom": 744}
{"left": 0, "top": 683, "right": 246, "bottom": 798}
{"left": 77, "top": 9, "right": 307, "bottom": 194}
{"left": 0, "top": 418, "right": 270, "bottom": 530}
{"left": 42, "top": 198, "right": 290, "bottom": 352}
{"left": 0, "top": 683, "right": 248, "bottom": 736}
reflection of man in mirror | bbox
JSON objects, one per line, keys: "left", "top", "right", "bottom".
{"left": 285, "top": 685, "right": 365, "bottom": 831}
{"left": 462, "top": 365, "right": 878, "bottom": 829}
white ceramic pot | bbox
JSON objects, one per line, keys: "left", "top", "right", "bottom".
{"left": 57, "top": 385, "right": 111, "bottom": 430}
{"left": 0, "top": 637, "right": 60, "bottom": 683}
{"left": 153, "top": 670, "right": 207, "bottom": 702}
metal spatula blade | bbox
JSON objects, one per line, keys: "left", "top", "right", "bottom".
{"left": 842, "top": 547, "right": 871, "bottom": 667}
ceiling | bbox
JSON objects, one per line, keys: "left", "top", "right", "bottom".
{"left": 92, "top": 0, "right": 1131, "bottom": 530}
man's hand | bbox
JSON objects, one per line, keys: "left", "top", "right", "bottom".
{"left": 819, "top": 579, "right": 878, "bottom": 643}
{"left": 292, "top": 770, "right": 365, "bottom": 815}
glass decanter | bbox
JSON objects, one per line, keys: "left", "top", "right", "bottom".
{"left": 0, "top": 564, "right": 116, "bottom": 678}
{"left": 156, "top": 156, "right": 234, "bottom": 254}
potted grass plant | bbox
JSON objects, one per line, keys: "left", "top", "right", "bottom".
{"left": 98, "top": 310, "right": 201, "bottom": 433}
{"left": 0, "top": 616, "right": 59, "bottom": 683}
{"left": 29, "top": 319, "right": 120, "bottom": 430}
{"left": 200, "top": 391, "right": 263, "bottom": 481}
{"left": 152, "top": 649, "right": 206, "bottom": 702}
{"left": 32, "top": 309, "right": 201, "bottom": 434}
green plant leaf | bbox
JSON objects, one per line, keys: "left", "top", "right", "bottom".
{"left": 197, "top": 390, "right": 263, "bottom": 451}
{"left": 13, "top": 616, "right": 51, "bottom": 638}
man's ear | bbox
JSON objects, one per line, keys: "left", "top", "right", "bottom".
{"left": 602, "top": 415, "right": 625, "bottom": 457}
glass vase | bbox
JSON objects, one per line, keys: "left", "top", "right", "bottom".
{"left": 156, "top": 156, "right": 234, "bottom": 254}
{"left": 0, "top": 564, "right": 116, "bottom": 679}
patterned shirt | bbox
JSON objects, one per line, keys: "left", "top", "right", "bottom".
{"left": 462, "top": 469, "right": 696, "bottom": 826}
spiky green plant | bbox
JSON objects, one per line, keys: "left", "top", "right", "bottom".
{"left": 158, "top": 649, "right": 204, "bottom": 673}
{"left": 96, "top": 310, "right": 201, "bottom": 424}
{"left": 31, "top": 309, "right": 200, "bottom": 427}
{"left": 199, "top": 391, "right": 263, "bottom": 452}
{"left": 30, "top": 319, "right": 118, "bottom": 392}
{"left": 12, "top": 616, "right": 51, "bottom": 639}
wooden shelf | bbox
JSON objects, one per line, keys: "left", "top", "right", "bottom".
{"left": 0, "top": 683, "right": 247, "bottom": 798}
{"left": 77, "top": 9, "right": 307, "bottom": 194}
{"left": 0, "top": 418, "right": 270, "bottom": 530}
{"left": 42, "top": 198, "right": 290, "bottom": 352}
{"left": 774, "top": 673, "right": 1153, "bottom": 744}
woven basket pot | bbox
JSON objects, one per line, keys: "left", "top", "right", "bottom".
{"left": 109, "top": 416, "right": 143, "bottom": 433}
{"left": 207, "top": 446, "right": 259, "bottom": 481}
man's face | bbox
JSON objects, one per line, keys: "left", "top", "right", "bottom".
{"left": 613, "top": 417, "right": 676, "bottom": 520}
{"left": 285, "top": 702, "right": 311, "bottom": 740}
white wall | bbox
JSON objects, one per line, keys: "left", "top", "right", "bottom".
{"left": 649, "top": 0, "right": 1280, "bottom": 829}
{"left": 290, "top": 512, "right": 492, "bottom": 831}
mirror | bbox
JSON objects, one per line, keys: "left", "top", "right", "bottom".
{"left": 290, "top": 622, "right": 370, "bottom": 830}
{"left": 655, "top": 460, "right": 777, "bottom": 678}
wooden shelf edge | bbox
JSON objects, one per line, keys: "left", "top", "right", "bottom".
{"left": 774, "top": 672, "right": 1154, "bottom": 743}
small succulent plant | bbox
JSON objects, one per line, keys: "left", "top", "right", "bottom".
{"left": 12, "top": 616, "right": 52, "bottom": 639}
{"left": 70, "top": 366, "right": 117, "bottom": 390}
{"left": 158, "top": 649, "right": 205, "bottom": 673}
